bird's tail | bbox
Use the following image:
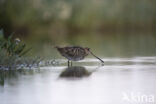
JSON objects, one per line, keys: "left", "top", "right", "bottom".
{"left": 53, "top": 46, "right": 60, "bottom": 49}
{"left": 54, "top": 46, "right": 64, "bottom": 52}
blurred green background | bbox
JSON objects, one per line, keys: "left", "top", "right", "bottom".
{"left": 0, "top": 0, "right": 156, "bottom": 58}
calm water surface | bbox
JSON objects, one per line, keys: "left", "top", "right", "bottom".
{"left": 0, "top": 57, "right": 156, "bottom": 104}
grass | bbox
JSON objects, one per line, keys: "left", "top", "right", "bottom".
{"left": 0, "top": 29, "right": 42, "bottom": 70}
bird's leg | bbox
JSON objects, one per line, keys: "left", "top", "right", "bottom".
{"left": 68, "top": 60, "right": 70, "bottom": 67}
{"left": 71, "top": 61, "right": 72, "bottom": 66}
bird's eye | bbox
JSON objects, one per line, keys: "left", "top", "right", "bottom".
{"left": 86, "top": 47, "right": 90, "bottom": 51}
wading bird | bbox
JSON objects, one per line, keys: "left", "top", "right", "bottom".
{"left": 55, "top": 46, "right": 104, "bottom": 66}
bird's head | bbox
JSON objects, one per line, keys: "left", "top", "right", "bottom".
{"left": 84, "top": 47, "right": 90, "bottom": 54}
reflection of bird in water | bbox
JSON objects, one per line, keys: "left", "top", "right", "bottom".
{"left": 59, "top": 66, "right": 91, "bottom": 78}
{"left": 55, "top": 46, "right": 104, "bottom": 66}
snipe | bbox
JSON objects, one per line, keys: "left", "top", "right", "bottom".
{"left": 55, "top": 46, "right": 104, "bottom": 66}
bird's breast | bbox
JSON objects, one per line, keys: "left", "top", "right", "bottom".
{"left": 66, "top": 55, "right": 85, "bottom": 61}
{"left": 57, "top": 47, "right": 88, "bottom": 61}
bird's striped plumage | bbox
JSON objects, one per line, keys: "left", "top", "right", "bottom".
{"left": 55, "top": 46, "right": 104, "bottom": 66}
{"left": 55, "top": 46, "right": 89, "bottom": 61}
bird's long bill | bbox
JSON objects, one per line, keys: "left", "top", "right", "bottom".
{"left": 89, "top": 51, "right": 104, "bottom": 63}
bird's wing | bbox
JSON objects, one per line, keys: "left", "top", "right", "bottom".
{"left": 65, "top": 47, "right": 86, "bottom": 57}
{"left": 64, "top": 47, "right": 76, "bottom": 57}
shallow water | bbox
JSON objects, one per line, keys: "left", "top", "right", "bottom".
{"left": 0, "top": 57, "right": 156, "bottom": 104}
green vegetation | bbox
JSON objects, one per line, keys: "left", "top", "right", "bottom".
{"left": 0, "top": 29, "right": 41, "bottom": 70}
{"left": 0, "top": 0, "right": 155, "bottom": 40}
{"left": 0, "top": 0, "right": 156, "bottom": 58}
{"left": 0, "top": 30, "right": 31, "bottom": 57}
